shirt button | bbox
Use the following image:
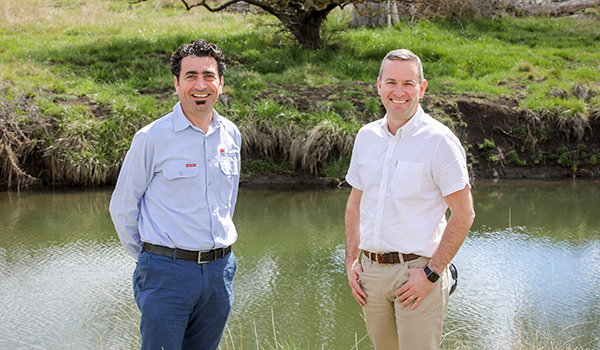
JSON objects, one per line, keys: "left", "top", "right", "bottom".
{"left": 179, "top": 171, "right": 183, "bottom": 175}
{"left": 378, "top": 206, "right": 382, "bottom": 210}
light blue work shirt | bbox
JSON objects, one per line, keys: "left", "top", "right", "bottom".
{"left": 109, "top": 102, "right": 241, "bottom": 260}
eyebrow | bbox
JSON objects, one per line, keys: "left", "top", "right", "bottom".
{"left": 184, "top": 69, "right": 217, "bottom": 77}
{"left": 384, "top": 77, "right": 417, "bottom": 84}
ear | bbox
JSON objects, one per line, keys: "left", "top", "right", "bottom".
{"left": 218, "top": 76, "right": 224, "bottom": 94}
{"left": 174, "top": 76, "right": 179, "bottom": 93}
{"left": 377, "top": 76, "right": 382, "bottom": 96}
{"left": 419, "top": 79, "right": 428, "bottom": 98}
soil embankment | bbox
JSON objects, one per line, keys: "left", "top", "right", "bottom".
{"left": 448, "top": 96, "right": 600, "bottom": 180}
{"left": 241, "top": 91, "right": 600, "bottom": 186}
{"left": 2, "top": 91, "right": 599, "bottom": 190}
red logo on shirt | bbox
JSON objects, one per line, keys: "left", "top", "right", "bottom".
{"left": 186, "top": 163, "right": 196, "bottom": 167}
{"left": 220, "top": 148, "right": 225, "bottom": 153}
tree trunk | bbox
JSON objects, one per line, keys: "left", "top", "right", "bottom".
{"left": 296, "top": 16, "right": 325, "bottom": 49}
{"left": 280, "top": 6, "right": 336, "bottom": 49}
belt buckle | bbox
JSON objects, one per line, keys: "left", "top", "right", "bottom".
{"left": 375, "top": 252, "right": 386, "bottom": 266}
{"left": 197, "top": 249, "right": 212, "bottom": 264}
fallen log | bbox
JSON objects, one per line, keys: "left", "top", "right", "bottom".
{"left": 519, "top": 0, "right": 600, "bottom": 15}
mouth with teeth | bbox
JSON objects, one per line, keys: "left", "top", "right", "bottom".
{"left": 391, "top": 98, "right": 408, "bottom": 105}
{"left": 192, "top": 93, "right": 209, "bottom": 105}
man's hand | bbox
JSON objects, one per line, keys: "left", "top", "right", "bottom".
{"left": 347, "top": 260, "right": 367, "bottom": 306}
{"left": 345, "top": 188, "right": 367, "bottom": 306}
{"left": 394, "top": 267, "right": 434, "bottom": 310}
{"left": 396, "top": 185, "right": 474, "bottom": 310}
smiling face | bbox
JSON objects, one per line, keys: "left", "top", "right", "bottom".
{"left": 377, "top": 59, "right": 427, "bottom": 134}
{"left": 174, "top": 55, "right": 223, "bottom": 127}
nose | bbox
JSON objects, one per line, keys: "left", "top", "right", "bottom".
{"left": 391, "top": 87, "right": 405, "bottom": 98}
{"left": 194, "top": 77, "right": 207, "bottom": 90}
{"left": 394, "top": 84, "right": 408, "bottom": 94}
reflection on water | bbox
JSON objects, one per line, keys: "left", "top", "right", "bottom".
{"left": 0, "top": 189, "right": 140, "bottom": 350}
{"left": 454, "top": 180, "right": 600, "bottom": 350}
{"left": 0, "top": 180, "right": 599, "bottom": 350}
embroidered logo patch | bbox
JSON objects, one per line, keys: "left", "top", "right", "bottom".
{"left": 186, "top": 163, "right": 196, "bottom": 167}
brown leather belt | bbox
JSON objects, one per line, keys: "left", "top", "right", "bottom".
{"left": 364, "top": 250, "right": 420, "bottom": 265}
{"left": 143, "top": 243, "right": 231, "bottom": 264}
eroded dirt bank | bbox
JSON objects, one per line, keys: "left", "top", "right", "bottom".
{"left": 241, "top": 92, "right": 600, "bottom": 187}
{"left": 2, "top": 90, "right": 599, "bottom": 190}
{"left": 447, "top": 96, "right": 600, "bottom": 180}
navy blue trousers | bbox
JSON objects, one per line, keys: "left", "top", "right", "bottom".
{"left": 133, "top": 250, "right": 236, "bottom": 350}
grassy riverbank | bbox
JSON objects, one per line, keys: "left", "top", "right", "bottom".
{"left": 1, "top": 0, "right": 599, "bottom": 188}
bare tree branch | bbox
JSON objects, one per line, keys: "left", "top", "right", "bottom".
{"left": 181, "top": 0, "right": 247, "bottom": 12}
{"left": 130, "top": 0, "right": 384, "bottom": 48}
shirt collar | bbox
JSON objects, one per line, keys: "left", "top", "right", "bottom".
{"left": 173, "top": 102, "right": 222, "bottom": 134}
{"left": 380, "top": 105, "right": 424, "bottom": 138}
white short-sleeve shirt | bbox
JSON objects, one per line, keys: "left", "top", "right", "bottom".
{"left": 346, "top": 106, "right": 470, "bottom": 257}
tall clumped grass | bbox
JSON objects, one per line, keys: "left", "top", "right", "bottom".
{"left": 238, "top": 111, "right": 358, "bottom": 176}
{"left": 292, "top": 119, "right": 356, "bottom": 175}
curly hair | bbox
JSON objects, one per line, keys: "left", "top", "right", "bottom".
{"left": 170, "top": 39, "right": 226, "bottom": 81}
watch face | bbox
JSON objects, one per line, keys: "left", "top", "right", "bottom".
{"left": 425, "top": 266, "right": 440, "bottom": 283}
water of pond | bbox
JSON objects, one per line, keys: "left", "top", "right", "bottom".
{"left": 0, "top": 180, "right": 599, "bottom": 350}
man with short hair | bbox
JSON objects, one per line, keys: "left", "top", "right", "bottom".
{"left": 109, "top": 39, "right": 241, "bottom": 350}
{"left": 345, "top": 49, "right": 475, "bottom": 349}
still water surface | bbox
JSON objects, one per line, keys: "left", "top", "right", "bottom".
{"left": 0, "top": 180, "right": 599, "bottom": 349}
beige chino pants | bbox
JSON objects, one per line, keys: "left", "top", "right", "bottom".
{"left": 359, "top": 255, "right": 451, "bottom": 350}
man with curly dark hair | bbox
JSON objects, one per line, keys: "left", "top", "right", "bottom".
{"left": 110, "top": 39, "right": 241, "bottom": 350}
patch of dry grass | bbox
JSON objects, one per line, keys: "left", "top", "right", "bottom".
{"left": 0, "top": 87, "right": 48, "bottom": 189}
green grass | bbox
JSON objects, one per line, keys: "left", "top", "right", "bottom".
{"left": 1, "top": 0, "right": 599, "bottom": 186}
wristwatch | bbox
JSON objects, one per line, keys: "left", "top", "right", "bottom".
{"left": 424, "top": 266, "right": 440, "bottom": 283}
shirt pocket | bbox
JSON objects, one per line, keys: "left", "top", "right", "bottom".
{"left": 219, "top": 153, "right": 239, "bottom": 176}
{"left": 219, "top": 152, "right": 239, "bottom": 204}
{"left": 391, "top": 161, "right": 424, "bottom": 199}
{"left": 161, "top": 163, "right": 202, "bottom": 208}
